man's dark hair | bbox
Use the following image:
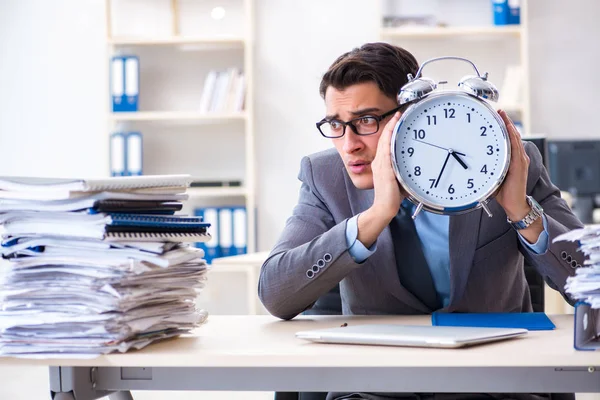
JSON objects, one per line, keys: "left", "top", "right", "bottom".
{"left": 319, "top": 42, "right": 419, "bottom": 102}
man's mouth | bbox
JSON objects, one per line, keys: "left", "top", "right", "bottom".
{"left": 348, "top": 161, "right": 370, "bottom": 174}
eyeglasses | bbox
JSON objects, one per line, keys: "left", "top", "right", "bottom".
{"left": 316, "top": 106, "right": 403, "bottom": 139}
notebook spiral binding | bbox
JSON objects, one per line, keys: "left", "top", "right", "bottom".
{"left": 105, "top": 232, "right": 211, "bottom": 242}
{"left": 109, "top": 214, "right": 202, "bottom": 223}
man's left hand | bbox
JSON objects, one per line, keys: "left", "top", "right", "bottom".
{"left": 495, "top": 110, "right": 530, "bottom": 220}
{"left": 495, "top": 110, "right": 543, "bottom": 243}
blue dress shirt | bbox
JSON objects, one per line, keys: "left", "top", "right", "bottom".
{"left": 345, "top": 200, "right": 549, "bottom": 307}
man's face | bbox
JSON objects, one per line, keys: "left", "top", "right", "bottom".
{"left": 324, "top": 82, "right": 399, "bottom": 190}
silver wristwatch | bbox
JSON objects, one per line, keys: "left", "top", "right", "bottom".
{"left": 507, "top": 196, "right": 544, "bottom": 230}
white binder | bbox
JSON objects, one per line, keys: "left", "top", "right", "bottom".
{"left": 232, "top": 207, "right": 247, "bottom": 255}
{"left": 126, "top": 132, "right": 143, "bottom": 176}
{"left": 218, "top": 208, "right": 234, "bottom": 257}
{"left": 109, "top": 132, "right": 126, "bottom": 176}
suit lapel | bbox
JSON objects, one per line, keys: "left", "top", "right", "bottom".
{"left": 343, "top": 173, "right": 430, "bottom": 313}
{"left": 448, "top": 208, "right": 482, "bottom": 306}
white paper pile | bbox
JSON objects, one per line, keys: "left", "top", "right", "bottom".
{"left": 554, "top": 225, "right": 600, "bottom": 308}
{"left": 0, "top": 175, "right": 211, "bottom": 357}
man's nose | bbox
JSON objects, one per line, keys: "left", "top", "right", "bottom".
{"left": 342, "top": 128, "right": 364, "bottom": 154}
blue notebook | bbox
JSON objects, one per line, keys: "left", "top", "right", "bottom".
{"left": 432, "top": 312, "right": 555, "bottom": 331}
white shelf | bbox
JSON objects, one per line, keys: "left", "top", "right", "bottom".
{"left": 187, "top": 186, "right": 247, "bottom": 198}
{"left": 497, "top": 103, "right": 523, "bottom": 113}
{"left": 108, "top": 36, "right": 246, "bottom": 47}
{"left": 109, "top": 111, "right": 247, "bottom": 122}
{"left": 380, "top": 25, "right": 522, "bottom": 38}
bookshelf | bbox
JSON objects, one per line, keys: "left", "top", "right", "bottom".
{"left": 108, "top": 36, "right": 246, "bottom": 47}
{"left": 380, "top": 25, "right": 522, "bottom": 38}
{"left": 108, "top": 111, "right": 247, "bottom": 122}
{"left": 379, "top": 0, "right": 531, "bottom": 136}
{"left": 187, "top": 186, "right": 247, "bottom": 198}
{"left": 105, "top": 0, "right": 256, "bottom": 253}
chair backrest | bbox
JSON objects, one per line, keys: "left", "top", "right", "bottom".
{"left": 524, "top": 262, "right": 545, "bottom": 312}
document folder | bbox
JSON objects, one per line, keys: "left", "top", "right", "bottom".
{"left": 110, "top": 132, "right": 126, "bottom": 176}
{"left": 126, "top": 132, "right": 143, "bottom": 176}
{"left": 574, "top": 302, "right": 600, "bottom": 351}
{"left": 232, "top": 206, "right": 247, "bottom": 255}
{"left": 111, "top": 55, "right": 139, "bottom": 112}
{"left": 432, "top": 311, "right": 556, "bottom": 331}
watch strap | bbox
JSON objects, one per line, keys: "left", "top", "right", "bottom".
{"left": 507, "top": 196, "right": 543, "bottom": 230}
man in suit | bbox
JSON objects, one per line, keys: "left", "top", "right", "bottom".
{"left": 258, "top": 42, "right": 584, "bottom": 400}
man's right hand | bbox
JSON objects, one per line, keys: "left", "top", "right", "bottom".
{"left": 356, "top": 111, "right": 404, "bottom": 248}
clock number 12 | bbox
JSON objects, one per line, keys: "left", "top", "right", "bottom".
{"left": 444, "top": 108, "right": 455, "bottom": 119}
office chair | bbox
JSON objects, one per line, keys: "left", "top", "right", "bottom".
{"left": 524, "top": 261, "right": 545, "bottom": 312}
{"left": 274, "top": 265, "right": 554, "bottom": 400}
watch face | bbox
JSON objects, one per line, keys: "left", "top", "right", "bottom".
{"left": 391, "top": 91, "right": 510, "bottom": 213}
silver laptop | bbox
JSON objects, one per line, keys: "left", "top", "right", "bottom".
{"left": 295, "top": 324, "right": 528, "bottom": 348}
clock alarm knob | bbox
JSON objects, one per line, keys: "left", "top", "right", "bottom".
{"left": 397, "top": 77, "right": 437, "bottom": 105}
{"left": 458, "top": 74, "right": 499, "bottom": 102}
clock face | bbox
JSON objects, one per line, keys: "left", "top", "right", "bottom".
{"left": 392, "top": 91, "right": 510, "bottom": 213}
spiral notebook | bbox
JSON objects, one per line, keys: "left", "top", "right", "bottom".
{"left": 104, "top": 231, "right": 210, "bottom": 242}
{"left": 0, "top": 213, "right": 211, "bottom": 242}
{"left": 0, "top": 175, "right": 193, "bottom": 196}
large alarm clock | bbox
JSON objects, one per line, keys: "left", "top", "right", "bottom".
{"left": 391, "top": 56, "right": 511, "bottom": 219}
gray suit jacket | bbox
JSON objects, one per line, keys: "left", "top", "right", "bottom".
{"left": 258, "top": 142, "right": 584, "bottom": 320}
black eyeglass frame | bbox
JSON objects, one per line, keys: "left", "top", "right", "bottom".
{"left": 316, "top": 105, "right": 403, "bottom": 138}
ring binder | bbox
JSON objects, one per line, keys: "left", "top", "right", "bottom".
{"left": 574, "top": 302, "right": 600, "bottom": 351}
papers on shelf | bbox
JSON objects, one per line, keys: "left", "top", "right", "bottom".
{"left": 554, "top": 225, "right": 600, "bottom": 308}
{"left": 0, "top": 175, "right": 212, "bottom": 358}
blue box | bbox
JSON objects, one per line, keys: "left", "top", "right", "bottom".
{"left": 508, "top": 0, "right": 521, "bottom": 25}
{"left": 492, "top": 0, "right": 509, "bottom": 25}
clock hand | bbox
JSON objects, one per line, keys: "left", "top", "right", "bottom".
{"left": 412, "top": 139, "right": 449, "bottom": 152}
{"left": 434, "top": 152, "right": 451, "bottom": 188}
{"left": 413, "top": 139, "right": 467, "bottom": 157}
{"left": 451, "top": 151, "right": 468, "bottom": 169}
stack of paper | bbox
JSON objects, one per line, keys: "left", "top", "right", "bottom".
{"left": 0, "top": 175, "right": 211, "bottom": 357}
{"left": 554, "top": 225, "right": 600, "bottom": 308}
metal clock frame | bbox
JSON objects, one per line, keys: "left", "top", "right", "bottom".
{"left": 390, "top": 90, "right": 511, "bottom": 220}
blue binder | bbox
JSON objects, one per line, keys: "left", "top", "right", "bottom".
{"left": 109, "top": 132, "right": 126, "bottom": 177}
{"left": 232, "top": 206, "right": 247, "bottom": 256}
{"left": 125, "top": 132, "right": 143, "bottom": 176}
{"left": 194, "top": 207, "right": 220, "bottom": 263}
{"left": 491, "top": 0, "right": 509, "bottom": 25}
{"left": 507, "top": 0, "right": 520, "bottom": 24}
{"left": 574, "top": 302, "right": 600, "bottom": 351}
{"left": 432, "top": 311, "right": 556, "bottom": 331}
{"left": 111, "top": 55, "right": 139, "bottom": 112}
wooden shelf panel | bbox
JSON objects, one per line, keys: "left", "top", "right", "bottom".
{"left": 109, "top": 111, "right": 247, "bottom": 122}
{"left": 380, "top": 26, "right": 522, "bottom": 38}
{"left": 187, "top": 186, "right": 247, "bottom": 198}
{"left": 108, "top": 36, "right": 246, "bottom": 47}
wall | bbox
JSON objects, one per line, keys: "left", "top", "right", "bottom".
{"left": 254, "top": 0, "right": 380, "bottom": 249}
{"left": 527, "top": 0, "right": 600, "bottom": 138}
{"left": 0, "top": 0, "right": 108, "bottom": 178}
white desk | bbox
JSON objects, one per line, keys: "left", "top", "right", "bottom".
{"left": 0, "top": 314, "right": 598, "bottom": 400}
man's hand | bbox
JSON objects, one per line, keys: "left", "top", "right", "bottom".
{"left": 495, "top": 110, "right": 543, "bottom": 243}
{"left": 357, "top": 111, "right": 404, "bottom": 248}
